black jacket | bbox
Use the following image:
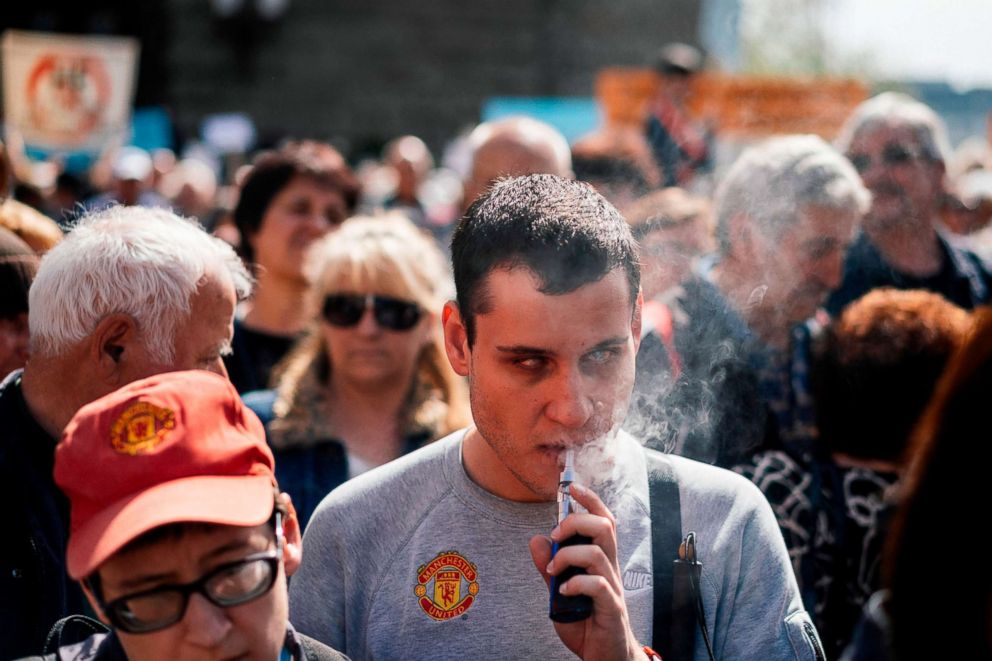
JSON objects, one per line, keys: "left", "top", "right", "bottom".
{"left": 0, "top": 371, "right": 86, "bottom": 659}
{"left": 15, "top": 619, "right": 350, "bottom": 660}
{"left": 826, "top": 231, "right": 992, "bottom": 316}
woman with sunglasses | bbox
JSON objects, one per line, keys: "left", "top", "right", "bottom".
{"left": 245, "top": 213, "right": 470, "bottom": 528}
{"left": 226, "top": 141, "right": 360, "bottom": 394}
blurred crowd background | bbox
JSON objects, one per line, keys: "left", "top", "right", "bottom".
{"left": 2, "top": 2, "right": 992, "bottom": 659}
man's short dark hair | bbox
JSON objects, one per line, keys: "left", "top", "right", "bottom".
{"left": 451, "top": 174, "right": 639, "bottom": 345}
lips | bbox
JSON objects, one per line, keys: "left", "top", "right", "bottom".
{"left": 869, "top": 182, "right": 909, "bottom": 205}
{"left": 535, "top": 444, "right": 566, "bottom": 460}
{"left": 348, "top": 349, "right": 390, "bottom": 360}
{"left": 535, "top": 438, "right": 598, "bottom": 467}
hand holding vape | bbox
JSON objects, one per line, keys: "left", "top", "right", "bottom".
{"left": 548, "top": 449, "right": 593, "bottom": 622}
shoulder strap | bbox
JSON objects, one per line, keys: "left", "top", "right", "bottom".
{"left": 43, "top": 614, "right": 110, "bottom": 654}
{"left": 646, "top": 451, "right": 696, "bottom": 661}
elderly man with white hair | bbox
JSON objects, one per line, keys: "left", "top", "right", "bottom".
{"left": 0, "top": 205, "right": 251, "bottom": 658}
{"left": 825, "top": 92, "right": 992, "bottom": 315}
{"left": 628, "top": 135, "right": 869, "bottom": 468}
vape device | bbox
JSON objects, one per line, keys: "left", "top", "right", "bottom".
{"left": 549, "top": 449, "right": 593, "bottom": 622}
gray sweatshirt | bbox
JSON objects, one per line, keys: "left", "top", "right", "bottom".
{"left": 290, "top": 430, "right": 823, "bottom": 660}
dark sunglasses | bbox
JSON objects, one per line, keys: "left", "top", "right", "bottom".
{"left": 848, "top": 144, "right": 923, "bottom": 174}
{"left": 321, "top": 294, "right": 422, "bottom": 331}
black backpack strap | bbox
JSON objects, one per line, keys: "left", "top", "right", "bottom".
{"left": 646, "top": 451, "right": 696, "bottom": 661}
{"left": 42, "top": 614, "right": 110, "bottom": 654}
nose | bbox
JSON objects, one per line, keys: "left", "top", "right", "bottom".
{"left": 543, "top": 367, "right": 594, "bottom": 430}
{"left": 855, "top": 154, "right": 893, "bottom": 191}
{"left": 355, "top": 302, "right": 381, "bottom": 336}
{"left": 182, "top": 592, "right": 232, "bottom": 648}
{"left": 310, "top": 211, "right": 332, "bottom": 232}
{"left": 298, "top": 209, "right": 333, "bottom": 241}
{"left": 818, "top": 248, "right": 848, "bottom": 291}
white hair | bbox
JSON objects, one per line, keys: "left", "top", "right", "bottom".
{"left": 835, "top": 92, "right": 951, "bottom": 164}
{"left": 715, "top": 134, "right": 871, "bottom": 254}
{"left": 29, "top": 205, "right": 252, "bottom": 362}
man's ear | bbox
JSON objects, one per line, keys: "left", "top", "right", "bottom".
{"left": 933, "top": 158, "right": 950, "bottom": 204}
{"left": 80, "top": 579, "right": 111, "bottom": 626}
{"left": 726, "top": 210, "right": 771, "bottom": 260}
{"left": 90, "top": 314, "right": 140, "bottom": 385}
{"left": 441, "top": 300, "right": 471, "bottom": 377}
{"left": 279, "top": 493, "right": 303, "bottom": 577}
{"left": 631, "top": 289, "right": 643, "bottom": 353}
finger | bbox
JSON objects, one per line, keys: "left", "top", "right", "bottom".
{"left": 568, "top": 483, "right": 615, "bottom": 523}
{"left": 551, "top": 512, "right": 618, "bottom": 564}
{"left": 528, "top": 534, "right": 553, "bottom": 589}
{"left": 546, "top": 545, "right": 620, "bottom": 593}
{"left": 556, "top": 573, "right": 626, "bottom": 618}
{"left": 552, "top": 512, "right": 615, "bottom": 543}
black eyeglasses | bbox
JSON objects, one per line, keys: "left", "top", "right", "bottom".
{"left": 848, "top": 144, "right": 924, "bottom": 174}
{"left": 98, "top": 548, "right": 280, "bottom": 634}
{"left": 321, "top": 294, "right": 422, "bottom": 331}
{"left": 95, "top": 516, "right": 285, "bottom": 634}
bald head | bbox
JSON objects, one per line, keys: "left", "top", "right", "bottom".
{"left": 463, "top": 117, "right": 573, "bottom": 209}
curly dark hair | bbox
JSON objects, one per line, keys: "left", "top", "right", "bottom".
{"left": 812, "top": 288, "right": 970, "bottom": 463}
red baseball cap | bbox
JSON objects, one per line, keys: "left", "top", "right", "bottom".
{"left": 55, "top": 370, "right": 277, "bottom": 580}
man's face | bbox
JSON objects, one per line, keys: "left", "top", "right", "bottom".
{"left": 447, "top": 267, "right": 640, "bottom": 501}
{"left": 94, "top": 523, "right": 288, "bottom": 661}
{"left": 846, "top": 124, "right": 943, "bottom": 229}
{"left": 121, "top": 271, "right": 237, "bottom": 383}
{"left": 755, "top": 205, "right": 858, "bottom": 327}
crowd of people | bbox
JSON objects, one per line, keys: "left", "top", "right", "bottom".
{"left": 2, "top": 43, "right": 992, "bottom": 661}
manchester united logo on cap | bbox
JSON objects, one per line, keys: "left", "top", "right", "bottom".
{"left": 110, "top": 401, "right": 175, "bottom": 456}
{"left": 414, "top": 550, "right": 479, "bottom": 621}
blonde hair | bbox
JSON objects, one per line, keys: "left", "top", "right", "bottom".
{"left": 272, "top": 213, "right": 469, "bottom": 437}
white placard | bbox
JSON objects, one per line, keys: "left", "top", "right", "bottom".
{"left": 2, "top": 30, "right": 139, "bottom": 153}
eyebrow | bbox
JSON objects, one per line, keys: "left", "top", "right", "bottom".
{"left": 115, "top": 571, "right": 179, "bottom": 593}
{"left": 495, "top": 336, "right": 628, "bottom": 356}
{"left": 202, "top": 538, "right": 260, "bottom": 563}
{"left": 111, "top": 539, "right": 260, "bottom": 593}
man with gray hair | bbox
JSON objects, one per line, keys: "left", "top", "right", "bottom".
{"left": 461, "top": 116, "right": 573, "bottom": 211}
{"left": 0, "top": 205, "right": 251, "bottom": 658}
{"left": 825, "top": 92, "right": 992, "bottom": 314}
{"left": 629, "top": 135, "right": 868, "bottom": 467}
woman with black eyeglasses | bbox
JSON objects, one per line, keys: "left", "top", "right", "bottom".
{"left": 244, "top": 213, "right": 470, "bottom": 529}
